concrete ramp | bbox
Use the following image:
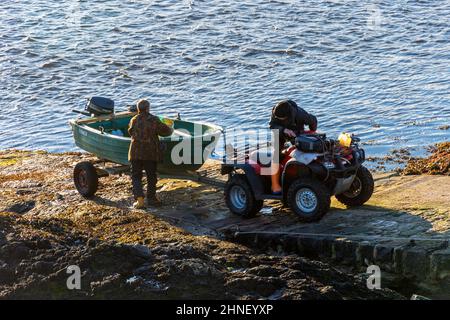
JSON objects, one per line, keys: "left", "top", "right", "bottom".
{"left": 156, "top": 172, "right": 450, "bottom": 298}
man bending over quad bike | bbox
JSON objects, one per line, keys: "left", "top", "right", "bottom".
{"left": 222, "top": 99, "right": 373, "bottom": 221}
{"left": 269, "top": 100, "right": 318, "bottom": 194}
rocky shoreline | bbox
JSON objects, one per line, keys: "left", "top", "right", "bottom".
{"left": 0, "top": 147, "right": 448, "bottom": 299}
{"left": 364, "top": 142, "right": 450, "bottom": 174}
{"left": 403, "top": 142, "right": 450, "bottom": 175}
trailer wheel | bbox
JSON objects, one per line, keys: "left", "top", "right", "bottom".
{"left": 74, "top": 162, "right": 98, "bottom": 198}
{"left": 287, "top": 178, "right": 330, "bottom": 222}
{"left": 225, "top": 175, "right": 263, "bottom": 218}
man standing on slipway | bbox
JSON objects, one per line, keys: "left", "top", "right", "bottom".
{"left": 128, "top": 99, "right": 173, "bottom": 209}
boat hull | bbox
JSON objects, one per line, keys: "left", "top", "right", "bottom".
{"left": 70, "top": 112, "right": 222, "bottom": 175}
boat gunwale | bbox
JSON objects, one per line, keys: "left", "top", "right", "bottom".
{"left": 69, "top": 112, "right": 224, "bottom": 143}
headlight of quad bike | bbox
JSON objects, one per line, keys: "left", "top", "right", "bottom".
{"left": 338, "top": 132, "right": 353, "bottom": 148}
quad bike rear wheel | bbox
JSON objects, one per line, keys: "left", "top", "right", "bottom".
{"left": 74, "top": 161, "right": 98, "bottom": 198}
{"left": 225, "top": 175, "right": 263, "bottom": 218}
{"left": 287, "top": 178, "right": 331, "bottom": 222}
{"left": 336, "top": 166, "right": 374, "bottom": 207}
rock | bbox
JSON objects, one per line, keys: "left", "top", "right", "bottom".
{"left": 297, "top": 237, "right": 330, "bottom": 258}
{"left": 129, "top": 244, "right": 152, "bottom": 258}
{"left": 374, "top": 244, "right": 394, "bottom": 264}
{"left": 90, "top": 273, "right": 122, "bottom": 293}
{"left": 0, "top": 231, "right": 6, "bottom": 246}
{"left": 332, "top": 239, "right": 358, "bottom": 264}
{"left": 87, "top": 238, "right": 99, "bottom": 248}
{"left": 5, "top": 233, "right": 15, "bottom": 242}
{"left": 16, "top": 189, "right": 36, "bottom": 195}
{"left": 410, "top": 294, "right": 431, "bottom": 300}
{"left": 356, "top": 241, "right": 375, "bottom": 266}
{"left": 226, "top": 275, "right": 286, "bottom": 297}
{"left": 402, "top": 248, "right": 429, "bottom": 280}
{"left": 430, "top": 248, "right": 450, "bottom": 281}
{"left": 0, "top": 262, "right": 14, "bottom": 284}
{"left": 133, "top": 264, "right": 152, "bottom": 274}
{"left": 179, "top": 259, "right": 218, "bottom": 277}
{"left": 393, "top": 243, "right": 409, "bottom": 273}
{"left": 1, "top": 242, "right": 30, "bottom": 261}
{"left": 247, "top": 265, "right": 282, "bottom": 277}
{"left": 36, "top": 239, "right": 52, "bottom": 250}
{"left": 141, "top": 279, "right": 168, "bottom": 293}
{"left": 6, "top": 201, "right": 35, "bottom": 214}
{"left": 29, "top": 261, "right": 54, "bottom": 275}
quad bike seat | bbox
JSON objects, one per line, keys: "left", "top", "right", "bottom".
{"left": 249, "top": 147, "right": 290, "bottom": 167}
{"left": 249, "top": 149, "right": 273, "bottom": 167}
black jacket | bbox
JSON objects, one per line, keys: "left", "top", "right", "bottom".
{"left": 269, "top": 100, "right": 317, "bottom": 136}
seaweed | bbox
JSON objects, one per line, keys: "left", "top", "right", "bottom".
{"left": 403, "top": 142, "right": 450, "bottom": 175}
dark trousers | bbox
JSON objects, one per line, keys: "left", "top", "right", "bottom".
{"left": 131, "top": 160, "right": 157, "bottom": 199}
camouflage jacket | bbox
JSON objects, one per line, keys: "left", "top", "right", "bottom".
{"left": 128, "top": 113, "right": 173, "bottom": 161}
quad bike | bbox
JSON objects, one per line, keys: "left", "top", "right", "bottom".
{"left": 221, "top": 132, "right": 374, "bottom": 222}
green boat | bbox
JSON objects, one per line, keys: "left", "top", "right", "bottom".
{"left": 70, "top": 111, "right": 222, "bottom": 175}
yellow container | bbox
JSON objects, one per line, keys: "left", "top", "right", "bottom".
{"left": 159, "top": 117, "right": 174, "bottom": 128}
{"left": 338, "top": 132, "right": 353, "bottom": 147}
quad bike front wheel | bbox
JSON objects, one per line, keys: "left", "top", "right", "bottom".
{"left": 287, "top": 178, "right": 331, "bottom": 222}
{"left": 74, "top": 161, "right": 98, "bottom": 198}
{"left": 335, "top": 166, "right": 374, "bottom": 207}
{"left": 224, "top": 175, "right": 263, "bottom": 218}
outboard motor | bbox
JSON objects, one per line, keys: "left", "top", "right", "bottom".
{"left": 86, "top": 97, "right": 114, "bottom": 116}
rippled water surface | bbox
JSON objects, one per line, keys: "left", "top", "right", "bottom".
{"left": 1, "top": 0, "right": 449, "bottom": 155}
